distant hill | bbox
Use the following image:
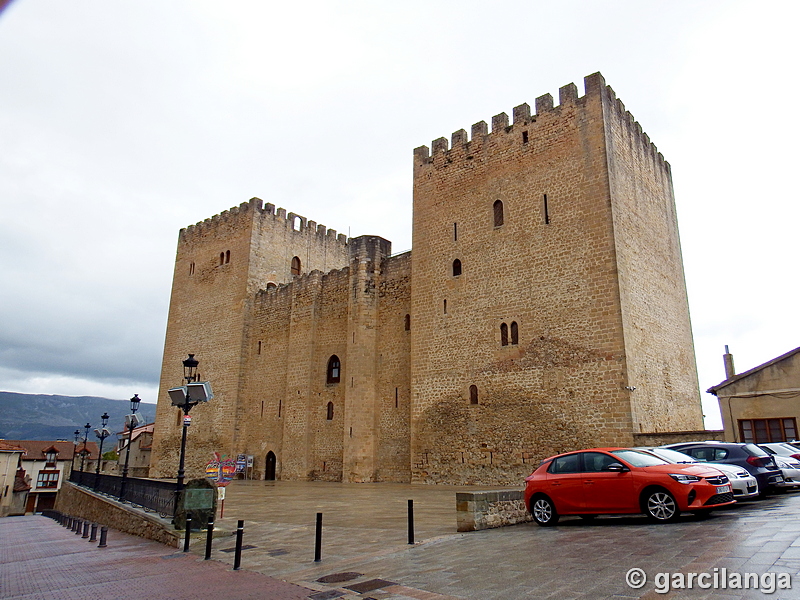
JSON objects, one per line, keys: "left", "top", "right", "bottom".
{"left": 0, "top": 391, "right": 157, "bottom": 441}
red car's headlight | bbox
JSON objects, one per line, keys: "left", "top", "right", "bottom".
{"left": 669, "top": 474, "right": 700, "bottom": 484}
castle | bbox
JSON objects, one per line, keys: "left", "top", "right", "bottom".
{"left": 149, "top": 72, "right": 704, "bottom": 485}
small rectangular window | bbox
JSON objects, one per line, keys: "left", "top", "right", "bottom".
{"left": 453, "top": 223, "right": 458, "bottom": 241}
{"left": 543, "top": 194, "right": 550, "bottom": 225}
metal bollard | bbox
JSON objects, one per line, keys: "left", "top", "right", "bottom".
{"left": 90, "top": 523, "right": 98, "bottom": 542}
{"left": 66, "top": 516, "right": 72, "bottom": 529}
{"left": 82, "top": 521, "right": 90, "bottom": 538}
{"left": 233, "top": 520, "right": 244, "bottom": 570}
{"left": 408, "top": 499, "right": 415, "bottom": 545}
{"left": 183, "top": 516, "right": 192, "bottom": 552}
{"left": 314, "top": 512, "right": 322, "bottom": 562}
{"left": 75, "top": 519, "right": 83, "bottom": 535}
{"left": 204, "top": 517, "right": 214, "bottom": 560}
{"left": 73, "top": 519, "right": 80, "bottom": 533}
{"left": 98, "top": 526, "right": 108, "bottom": 548}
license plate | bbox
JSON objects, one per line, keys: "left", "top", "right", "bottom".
{"left": 716, "top": 485, "right": 731, "bottom": 494}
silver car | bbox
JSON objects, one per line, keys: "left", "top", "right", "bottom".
{"left": 638, "top": 447, "right": 759, "bottom": 499}
{"left": 773, "top": 455, "right": 800, "bottom": 489}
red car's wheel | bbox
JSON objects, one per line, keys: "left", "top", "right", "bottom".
{"left": 644, "top": 489, "right": 679, "bottom": 522}
{"left": 531, "top": 496, "right": 559, "bottom": 527}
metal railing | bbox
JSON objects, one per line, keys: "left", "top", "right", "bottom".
{"left": 69, "top": 471, "right": 176, "bottom": 518}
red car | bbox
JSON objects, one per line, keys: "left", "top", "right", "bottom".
{"left": 524, "top": 448, "right": 736, "bottom": 525}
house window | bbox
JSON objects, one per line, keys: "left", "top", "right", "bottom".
{"left": 510, "top": 321, "right": 519, "bottom": 345}
{"left": 36, "top": 471, "right": 59, "bottom": 489}
{"left": 500, "top": 323, "right": 509, "bottom": 346}
{"left": 327, "top": 355, "right": 341, "bottom": 384}
{"left": 44, "top": 449, "right": 58, "bottom": 468}
{"left": 739, "top": 418, "right": 797, "bottom": 443}
{"left": 291, "top": 256, "right": 301, "bottom": 276}
{"left": 469, "top": 385, "right": 478, "bottom": 405}
{"left": 493, "top": 200, "right": 504, "bottom": 227}
{"left": 326, "top": 402, "right": 334, "bottom": 420}
{"left": 452, "top": 259, "right": 462, "bottom": 277}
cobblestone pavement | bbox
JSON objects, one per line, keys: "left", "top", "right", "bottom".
{"left": 7, "top": 482, "right": 800, "bottom": 599}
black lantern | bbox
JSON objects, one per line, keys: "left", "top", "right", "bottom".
{"left": 119, "top": 396, "right": 142, "bottom": 502}
{"left": 183, "top": 354, "right": 199, "bottom": 384}
{"left": 93, "top": 412, "right": 111, "bottom": 490}
{"left": 79, "top": 422, "right": 91, "bottom": 485}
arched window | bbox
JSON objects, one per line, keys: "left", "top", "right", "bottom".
{"left": 469, "top": 385, "right": 478, "bottom": 405}
{"left": 404, "top": 314, "right": 410, "bottom": 331}
{"left": 452, "top": 259, "right": 462, "bottom": 277}
{"left": 511, "top": 321, "right": 519, "bottom": 345}
{"left": 225, "top": 250, "right": 230, "bottom": 264}
{"left": 327, "top": 355, "right": 341, "bottom": 384}
{"left": 500, "top": 323, "right": 509, "bottom": 346}
{"left": 291, "top": 256, "right": 301, "bottom": 276}
{"left": 493, "top": 200, "right": 504, "bottom": 227}
{"left": 219, "top": 252, "right": 225, "bottom": 265}
{"left": 326, "top": 402, "right": 334, "bottom": 420}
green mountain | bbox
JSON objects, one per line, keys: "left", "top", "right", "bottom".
{"left": 0, "top": 391, "right": 157, "bottom": 441}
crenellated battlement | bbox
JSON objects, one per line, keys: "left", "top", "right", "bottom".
{"left": 413, "top": 71, "right": 668, "bottom": 173}
{"left": 179, "top": 197, "right": 349, "bottom": 245}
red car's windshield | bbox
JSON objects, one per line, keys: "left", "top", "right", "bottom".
{"left": 611, "top": 449, "right": 669, "bottom": 467}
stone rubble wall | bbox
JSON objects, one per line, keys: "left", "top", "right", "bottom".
{"left": 456, "top": 490, "right": 532, "bottom": 532}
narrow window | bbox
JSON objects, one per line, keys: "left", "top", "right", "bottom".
{"left": 543, "top": 194, "right": 550, "bottom": 225}
{"left": 453, "top": 222, "right": 458, "bottom": 241}
{"left": 493, "top": 200, "right": 504, "bottom": 227}
{"left": 225, "top": 250, "right": 231, "bottom": 264}
{"left": 452, "top": 259, "right": 462, "bottom": 277}
{"left": 511, "top": 321, "right": 519, "bottom": 345}
{"left": 260, "top": 400, "right": 264, "bottom": 418}
{"left": 257, "top": 341, "right": 262, "bottom": 355}
{"left": 326, "top": 402, "right": 334, "bottom": 420}
{"left": 500, "top": 323, "right": 509, "bottom": 346}
{"left": 443, "top": 299, "right": 447, "bottom": 314}
{"left": 219, "top": 252, "right": 225, "bottom": 265}
{"left": 395, "top": 387, "right": 399, "bottom": 408}
{"left": 404, "top": 314, "right": 410, "bottom": 331}
{"left": 189, "top": 262, "right": 195, "bottom": 276}
{"left": 522, "top": 131, "right": 529, "bottom": 143}
{"left": 469, "top": 385, "right": 478, "bottom": 405}
{"left": 327, "top": 355, "right": 341, "bottom": 384}
{"left": 291, "top": 256, "right": 301, "bottom": 276}
{"left": 278, "top": 399, "right": 282, "bottom": 418}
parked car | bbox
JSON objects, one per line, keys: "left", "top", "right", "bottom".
{"left": 664, "top": 442, "right": 783, "bottom": 495}
{"left": 772, "top": 456, "right": 800, "bottom": 489}
{"left": 636, "top": 446, "right": 759, "bottom": 500}
{"left": 760, "top": 442, "right": 800, "bottom": 461}
{"left": 524, "top": 448, "right": 735, "bottom": 526}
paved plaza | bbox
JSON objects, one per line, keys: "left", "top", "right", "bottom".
{"left": 5, "top": 481, "right": 800, "bottom": 599}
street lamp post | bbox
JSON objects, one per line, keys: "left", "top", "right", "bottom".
{"left": 168, "top": 354, "right": 213, "bottom": 521}
{"left": 119, "top": 394, "right": 142, "bottom": 502}
{"left": 93, "top": 413, "right": 111, "bottom": 491}
{"left": 79, "top": 422, "right": 90, "bottom": 485}
{"left": 70, "top": 429, "right": 80, "bottom": 479}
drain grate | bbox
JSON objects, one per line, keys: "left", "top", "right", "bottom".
{"left": 344, "top": 579, "right": 397, "bottom": 593}
{"left": 316, "top": 572, "right": 363, "bottom": 584}
{"left": 308, "top": 591, "right": 345, "bottom": 600}
{"left": 219, "top": 544, "right": 257, "bottom": 553}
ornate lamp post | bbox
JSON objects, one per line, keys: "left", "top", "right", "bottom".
{"left": 119, "top": 394, "right": 142, "bottom": 502}
{"left": 79, "top": 422, "right": 91, "bottom": 485}
{"left": 70, "top": 429, "right": 80, "bottom": 477}
{"left": 93, "top": 412, "right": 111, "bottom": 490}
{"left": 168, "top": 354, "right": 213, "bottom": 519}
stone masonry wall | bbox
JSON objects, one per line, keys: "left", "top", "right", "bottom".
{"left": 456, "top": 490, "right": 532, "bottom": 532}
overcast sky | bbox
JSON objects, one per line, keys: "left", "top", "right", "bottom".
{"left": 1, "top": 1, "right": 798, "bottom": 428}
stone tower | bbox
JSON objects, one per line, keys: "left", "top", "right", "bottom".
{"left": 409, "top": 72, "right": 702, "bottom": 483}
{"left": 149, "top": 198, "right": 350, "bottom": 478}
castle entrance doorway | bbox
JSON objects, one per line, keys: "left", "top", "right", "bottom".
{"left": 265, "top": 451, "right": 276, "bottom": 480}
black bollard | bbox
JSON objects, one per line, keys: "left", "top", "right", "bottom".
{"left": 62, "top": 516, "right": 68, "bottom": 527}
{"left": 314, "top": 512, "right": 322, "bottom": 562}
{"left": 408, "top": 499, "right": 415, "bottom": 544}
{"left": 98, "top": 526, "right": 108, "bottom": 548}
{"left": 82, "top": 521, "right": 90, "bottom": 538}
{"left": 233, "top": 520, "right": 244, "bottom": 570}
{"left": 183, "top": 516, "right": 192, "bottom": 552}
{"left": 90, "top": 523, "right": 98, "bottom": 542}
{"left": 204, "top": 517, "right": 214, "bottom": 560}
{"left": 74, "top": 519, "right": 82, "bottom": 534}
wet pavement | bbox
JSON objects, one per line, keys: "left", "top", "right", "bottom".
{"left": 6, "top": 481, "right": 800, "bottom": 599}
